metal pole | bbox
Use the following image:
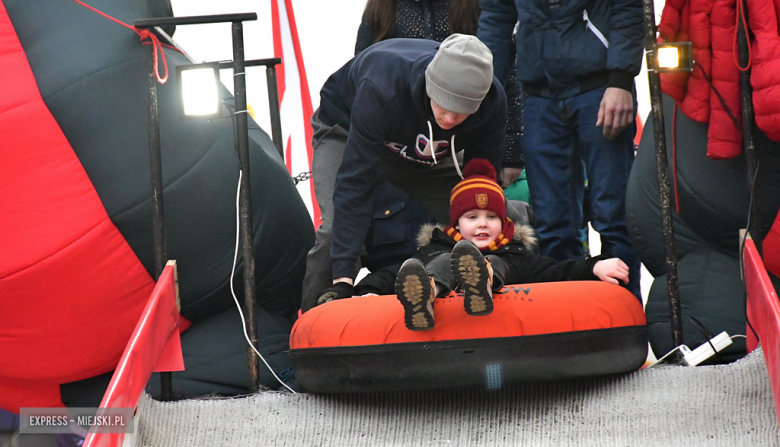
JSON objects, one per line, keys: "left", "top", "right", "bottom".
{"left": 214, "top": 58, "right": 284, "bottom": 159}
{"left": 135, "top": 12, "right": 260, "bottom": 396}
{"left": 135, "top": 13, "right": 257, "bottom": 28}
{"left": 145, "top": 44, "right": 173, "bottom": 400}
{"left": 231, "top": 20, "right": 261, "bottom": 392}
{"left": 738, "top": 0, "right": 762, "bottom": 252}
{"left": 642, "top": 0, "right": 684, "bottom": 347}
{"left": 265, "top": 64, "right": 284, "bottom": 158}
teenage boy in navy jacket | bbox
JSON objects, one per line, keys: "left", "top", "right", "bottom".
{"left": 477, "top": 0, "right": 644, "bottom": 299}
{"left": 302, "top": 34, "right": 508, "bottom": 312}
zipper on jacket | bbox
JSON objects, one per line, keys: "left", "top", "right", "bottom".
{"left": 583, "top": 10, "right": 609, "bottom": 48}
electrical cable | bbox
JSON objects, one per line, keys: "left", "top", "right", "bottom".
{"left": 689, "top": 316, "right": 718, "bottom": 359}
{"left": 228, "top": 169, "right": 297, "bottom": 394}
{"left": 647, "top": 334, "right": 748, "bottom": 370}
{"left": 225, "top": 102, "right": 295, "bottom": 393}
{"left": 746, "top": 318, "right": 759, "bottom": 341}
{"left": 693, "top": 62, "right": 742, "bottom": 134}
{"left": 740, "top": 158, "right": 761, "bottom": 343}
{"left": 740, "top": 157, "right": 761, "bottom": 281}
{"left": 646, "top": 345, "right": 684, "bottom": 369}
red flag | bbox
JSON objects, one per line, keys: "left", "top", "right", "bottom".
{"left": 271, "top": 0, "right": 320, "bottom": 226}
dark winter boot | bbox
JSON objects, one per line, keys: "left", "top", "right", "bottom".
{"left": 451, "top": 240, "right": 494, "bottom": 316}
{"left": 395, "top": 258, "right": 436, "bottom": 331}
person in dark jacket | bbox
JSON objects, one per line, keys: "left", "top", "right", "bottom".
{"left": 355, "top": 159, "right": 630, "bottom": 330}
{"left": 353, "top": 0, "right": 525, "bottom": 284}
{"left": 301, "top": 35, "right": 508, "bottom": 313}
{"left": 356, "top": 0, "right": 524, "bottom": 184}
{"left": 477, "top": 0, "right": 644, "bottom": 299}
{"left": 353, "top": 0, "right": 473, "bottom": 278}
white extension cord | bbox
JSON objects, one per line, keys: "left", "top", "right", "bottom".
{"left": 230, "top": 170, "right": 297, "bottom": 393}
{"left": 648, "top": 331, "right": 743, "bottom": 369}
{"left": 679, "top": 331, "right": 733, "bottom": 366}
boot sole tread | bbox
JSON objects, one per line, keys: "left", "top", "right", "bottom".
{"left": 395, "top": 260, "right": 434, "bottom": 331}
{"left": 451, "top": 242, "right": 494, "bottom": 316}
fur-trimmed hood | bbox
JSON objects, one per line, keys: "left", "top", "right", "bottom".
{"left": 416, "top": 223, "right": 537, "bottom": 252}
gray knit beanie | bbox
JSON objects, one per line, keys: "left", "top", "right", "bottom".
{"left": 425, "top": 34, "right": 494, "bottom": 115}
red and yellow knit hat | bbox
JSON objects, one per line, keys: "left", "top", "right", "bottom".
{"left": 449, "top": 158, "right": 507, "bottom": 225}
{"left": 446, "top": 158, "right": 515, "bottom": 250}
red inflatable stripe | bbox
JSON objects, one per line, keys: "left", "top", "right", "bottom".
{"left": 0, "top": 1, "right": 155, "bottom": 412}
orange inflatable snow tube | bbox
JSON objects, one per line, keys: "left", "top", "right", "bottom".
{"left": 290, "top": 281, "right": 647, "bottom": 393}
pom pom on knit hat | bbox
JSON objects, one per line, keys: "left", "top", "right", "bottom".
{"left": 449, "top": 159, "right": 507, "bottom": 227}
{"left": 463, "top": 157, "right": 498, "bottom": 180}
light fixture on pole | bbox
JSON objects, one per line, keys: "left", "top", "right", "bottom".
{"left": 642, "top": 0, "right": 688, "bottom": 353}
{"left": 175, "top": 58, "right": 285, "bottom": 158}
{"left": 135, "top": 12, "right": 277, "bottom": 393}
{"left": 648, "top": 41, "right": 693, "bottom": 73}
{"left": 176, "top": 63, "right": 222, "bottom": 118}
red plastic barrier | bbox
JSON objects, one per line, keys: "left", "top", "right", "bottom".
{"left": 83, "top": 261, "right": 185, "bottom": 447}
{"left": 743, "top": 237, "right": 780, "bottom": 427}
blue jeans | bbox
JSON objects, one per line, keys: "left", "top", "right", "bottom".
{"left": 522, "top": 86, "right": 641, "bottom": 299}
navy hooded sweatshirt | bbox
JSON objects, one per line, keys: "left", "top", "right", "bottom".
{"left": 317, "top": 38, "right": 507, "bottom": 280}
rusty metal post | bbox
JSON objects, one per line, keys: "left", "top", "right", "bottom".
{"left": 737, "top": 0, "right": 762, "bottom": 252}
{"left": 642, "top": 0, "right": 684, "bottom": 348}
{"left": 217, "top": 58, "right": 283, "bottom": 160}
{"left": 231, "top": 20, "right": 261, "bottom": 392}
{"left": 265, "top": 64, "right": 284, "bottom": 158}
{"left": 144, "top": 43, "right": 173, "bottom": 401}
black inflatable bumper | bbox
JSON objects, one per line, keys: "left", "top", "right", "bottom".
{"left": 291, "top": 325, "right": 648, "bottom": 393}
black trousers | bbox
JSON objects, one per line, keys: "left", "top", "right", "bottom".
{"left": 424, "top": 252, "right": 509, "bottom": 297}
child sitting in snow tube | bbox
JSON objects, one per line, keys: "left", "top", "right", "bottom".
{"left": 349, "top": 158, "right": 632, "bottom": 330}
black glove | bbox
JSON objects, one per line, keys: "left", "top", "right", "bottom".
{"left": 316, "top": 282, "right": 354, "bottom": 306}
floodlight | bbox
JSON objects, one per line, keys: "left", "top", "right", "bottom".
{"left": 177, "top": 63, "right": 221, "bottom": 118}
{"left": 649, "top": 42, "right": 693, "bottom": 73}
{"left": 657, "top": 46, "right": 679, "bottom": 69}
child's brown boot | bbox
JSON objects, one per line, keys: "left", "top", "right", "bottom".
{"left": 451, "top": 240, "right": 494, "bottom": 316}
{"left": 395, "top": 259, "right": 436, "bottom": 331}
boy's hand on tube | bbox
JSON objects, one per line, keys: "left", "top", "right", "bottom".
{"left": 316, "top": 281, "right": 354, "bottom": 306}
{"left": 592, "top": 258, "right": 629, "bottom": 285}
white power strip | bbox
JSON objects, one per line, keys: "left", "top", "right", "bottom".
{"left": 679, "top": 331, "right": 733, "bottom": 366}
